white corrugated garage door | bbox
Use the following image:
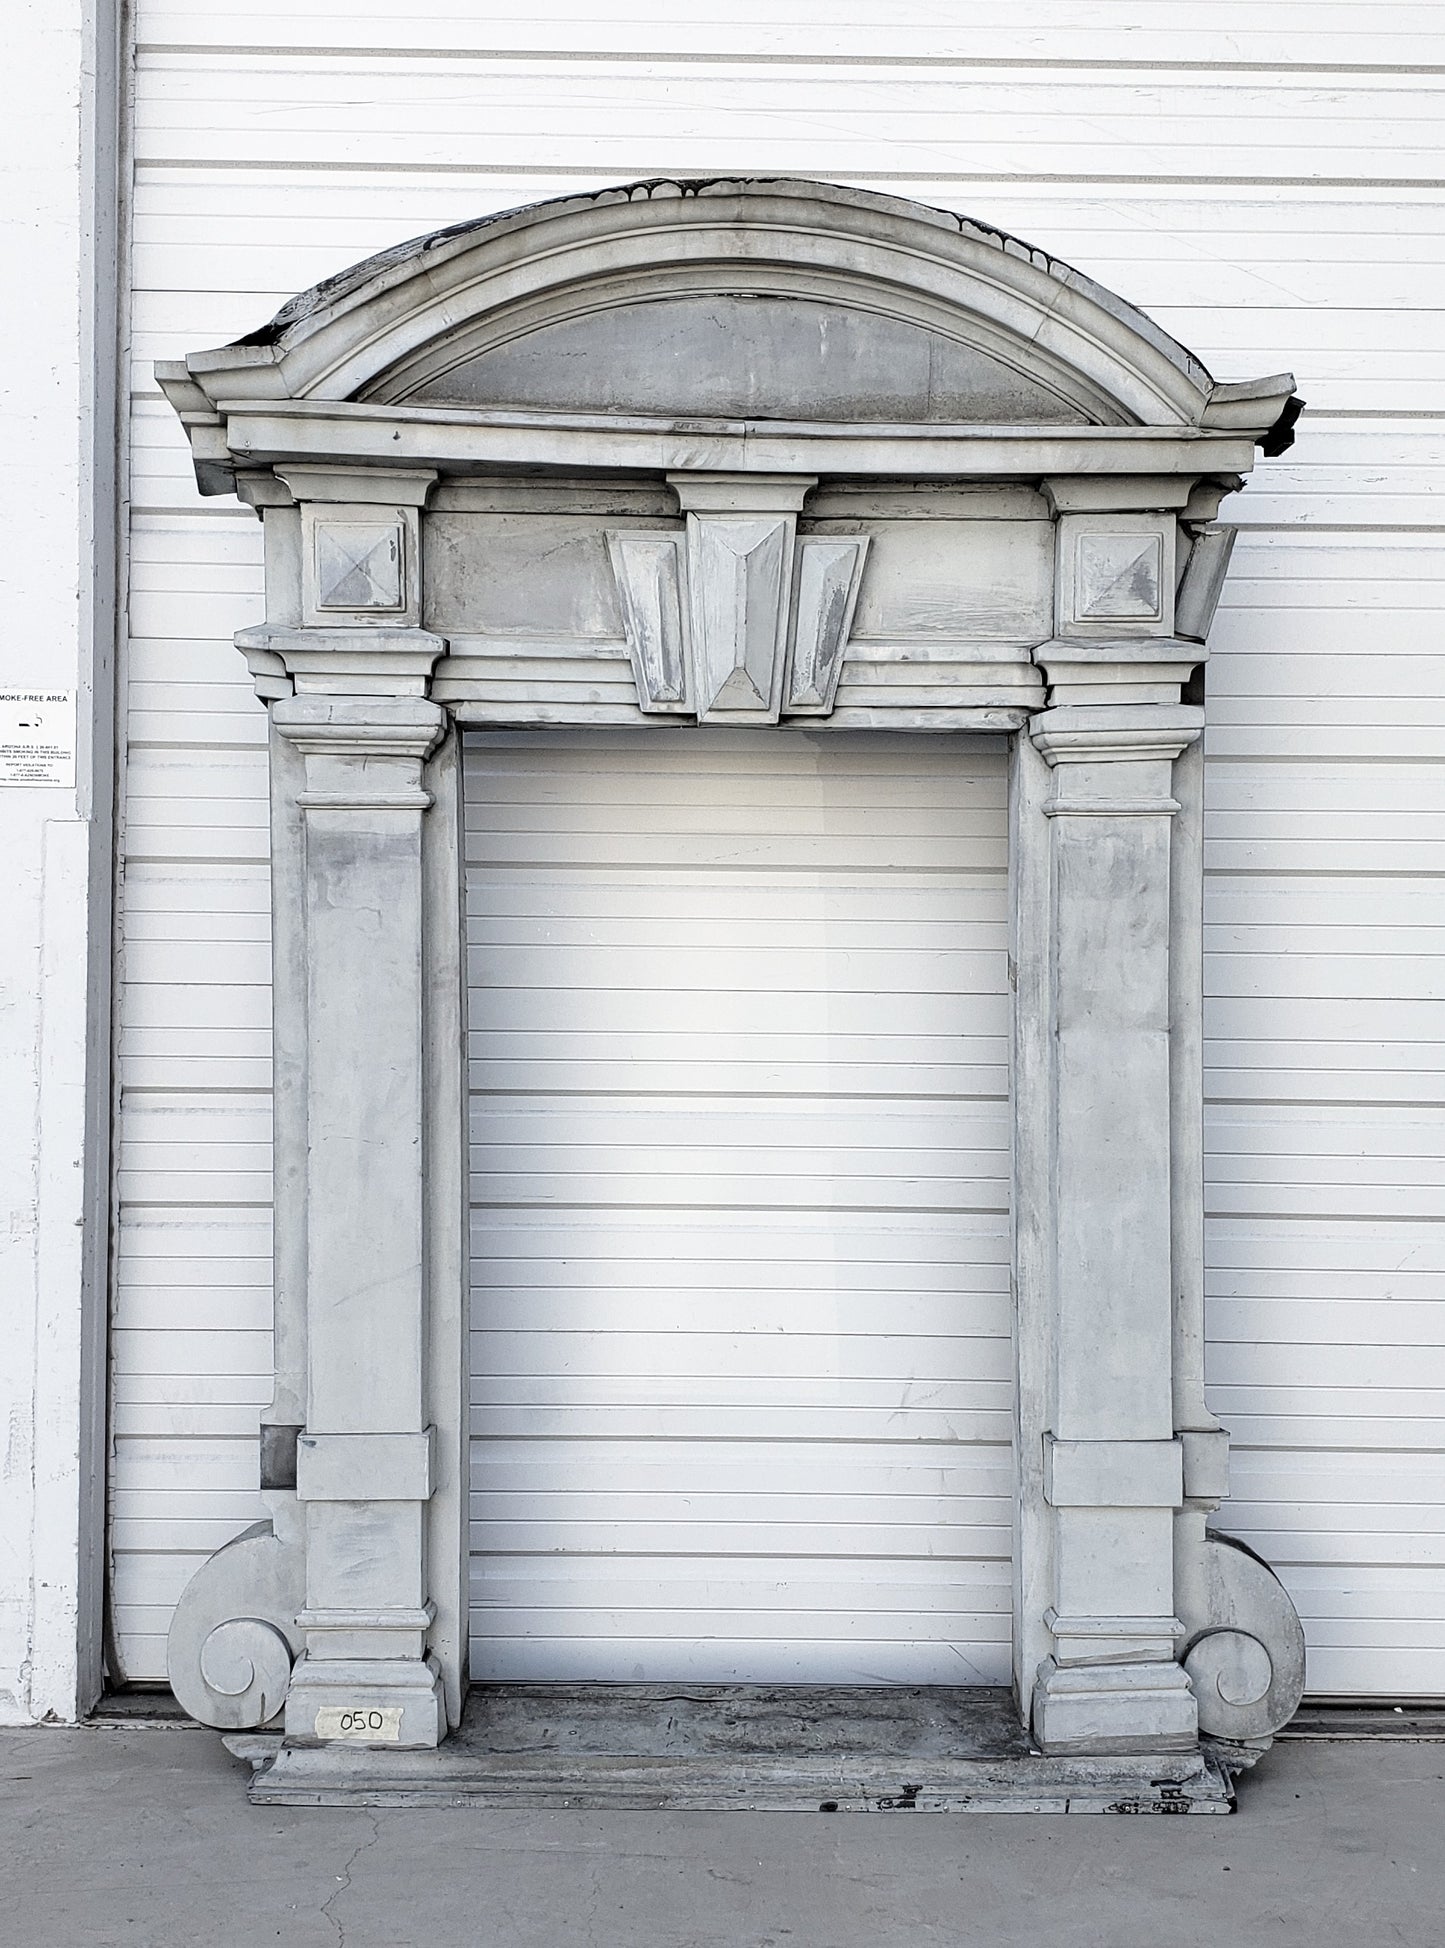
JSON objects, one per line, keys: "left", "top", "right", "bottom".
{"left": 464, "top": 729, "right": 1013, "bottom": 1684}
{"left": 1201, "top": 533, "right": 1445, "bottom": 1700}
{"left": 109, "top": 0, "right": 1445, "bottom": 1703}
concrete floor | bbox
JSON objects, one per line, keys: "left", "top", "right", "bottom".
{"left": 2, "top": 1725, "right": 1443, "bottom": 1948}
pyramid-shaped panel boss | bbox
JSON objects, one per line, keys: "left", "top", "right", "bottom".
{"left": 1077, "top": 533, "right": 1163, "bottom": 620}
{"left": 316, "top": 522, "right": 404, "bottom": 611}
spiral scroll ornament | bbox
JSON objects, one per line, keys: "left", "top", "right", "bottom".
{"left": 166, "top": 1518, "right": 305, "bottom": 1730}
{"left": 184, "top": 1617, "right": 295, "bottom": 1729}
{"left": 1180, "top": 1533, "right": 1306, "bottom": 1742}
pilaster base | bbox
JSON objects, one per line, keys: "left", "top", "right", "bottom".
{"left": 1032, "top": 1658, "right": 1198, "bottom": 1757}
{"left": 283, "top": 1653, "right": 445, "bottom": 1749}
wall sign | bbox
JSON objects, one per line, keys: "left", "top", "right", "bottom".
{"left": 0, "top": 690, "right": 76, "bottom": 787}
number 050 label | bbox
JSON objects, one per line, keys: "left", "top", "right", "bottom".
{"left": 315, "top": 1705, "right": 403, "bottom": 1742}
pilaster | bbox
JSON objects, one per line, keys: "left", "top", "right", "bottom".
{"left": 166, "top": 462, "right": 470, "bottom": 1746}
{"left": 274, "top": 693, "right": 447, "bottom": 1747}
{"left": 1019, "top": 482, "right": 1205, "bottom": 1755}
{"left": 1028, "top": 698, "right": 1203, "bottom": 1754}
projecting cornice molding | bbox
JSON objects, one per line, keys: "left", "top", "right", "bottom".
{"left": 157, "top": 178, "right": 1299, "bottom": 501}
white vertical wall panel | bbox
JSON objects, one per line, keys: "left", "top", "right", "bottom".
{"left": 1202, "top": 534, "right": 1445, "bottom": 1701}
{"left": 464, "top": 732, "right": 1012, "bottom": 1684}
{"left": 110, "top": 519, "right": 271, "bottom": 1677}
{"left": 116, "top": 0, "right": 1445, "bottom": 1694}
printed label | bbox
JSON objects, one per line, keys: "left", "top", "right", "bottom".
{"left": 314, "top": 1705, "right": 404, "bottom": 1742}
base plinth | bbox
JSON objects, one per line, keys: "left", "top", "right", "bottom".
{"left": 1032, "top": 1657, "right": 1200, "bottom": 1757}
{"left": 281, "top": 1652, "right": 445, "bottom": 1749}
{"left": 236, "top": 1684, "right": 1242, "bottom": 1812}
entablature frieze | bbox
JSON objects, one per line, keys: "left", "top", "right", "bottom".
{"left": 225, "top": 462, "right": 1242, "bottom": 733}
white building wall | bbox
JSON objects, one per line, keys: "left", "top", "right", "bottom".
{"left": 112, "top": 1, "right": 1445, "bottom": 1696}
{"left": 0, "top": 0, "right": 120, "bottom": 1722}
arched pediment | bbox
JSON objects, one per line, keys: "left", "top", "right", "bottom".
{"left": 396, "top": 293, "right": 1090, "bottom": 426}
{"left": 164, "top": 180, "right": 1298, "bottom": 454}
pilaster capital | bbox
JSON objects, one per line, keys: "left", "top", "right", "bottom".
{"left": 236, "top": 624, "right": 447, "bottom": 700}
{"left": 1031, "top": 702, "right": 1204, "bottom": 768}
{"left": 271, "top": 694, "right": 446, "bottom": 759}
{"left": 272, "top": 696, "right": 445, "bottom": 811}
{"left": 1032, "top": 634, "right": 1205, "bottom": 704}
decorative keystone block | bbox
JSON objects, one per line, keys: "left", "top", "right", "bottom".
{"left": 606, "top": 488, "right": 868, "bottom": 723}
{"left": 605, "top": 531, "right": 689, "bottom": 713}
{"left": 785, "top": 536, "right": 870, "bottom": 715}
{"left": 688, "top": 514, "right": 792, "bottom": 720}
